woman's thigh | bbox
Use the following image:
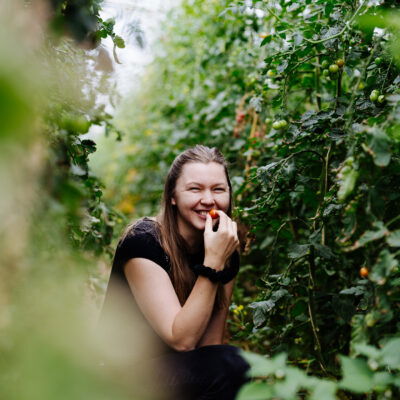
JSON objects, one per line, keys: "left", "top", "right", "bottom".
{"left": 153, "top": 344, "right": 250, "bottom": 400}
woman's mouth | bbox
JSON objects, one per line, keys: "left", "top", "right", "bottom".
{"left": 194, "top": 210, "right": 210, "bottom": 219}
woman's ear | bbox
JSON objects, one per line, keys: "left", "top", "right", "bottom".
{"left": 171, "top": 197, "right": 176, "bottom": 205}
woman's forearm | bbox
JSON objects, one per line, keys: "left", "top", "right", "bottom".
{"left": 197, "top": 279, "right": 235, "bottom": 347}
{"left": 171, "top": 276, "right": 218, "bottom": 351}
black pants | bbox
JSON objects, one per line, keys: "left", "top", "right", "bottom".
{"left": 153, "top": 344, "right": 251, "bottom": 400}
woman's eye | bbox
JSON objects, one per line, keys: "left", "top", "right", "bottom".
{"left": 189, "top": 187, "right": 200, "bottom": 191}
{"left": 214, "top": 188, "right": 225, "bottom": 192}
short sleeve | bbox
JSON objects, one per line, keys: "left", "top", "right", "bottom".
{"left": 112, "top": 227, "right": 170, "bottom": 275}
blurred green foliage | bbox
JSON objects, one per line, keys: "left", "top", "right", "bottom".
{"left": 0, "top": 1, "right": 159, "bottom": 399}
{"left": 107, "top": 0, "right": 400, "bottom": 398}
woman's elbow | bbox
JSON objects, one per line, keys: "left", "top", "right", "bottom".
{"left": 172, "top": 342, "right": 196, "bottom": 352}
{"left": 169, "top": 336, "right": 197, "bottom": 352}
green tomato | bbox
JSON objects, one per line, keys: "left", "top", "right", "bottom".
{"left": 278, "top": 119, "right": 288, "bottom": 129}
{"left": 59, "top": 113, "right": 90, "bottom": 133}
{"left": 375, "top": 57, "right": 382, "bottom": 65}
{"left": 370, "top": 89, "right": 380, "bottom": 102}
{"left": 264, "top": 118, "right": 272, "bottom": 124}
{"left": 266, "top": 69, "right": 276, "bottom": 78}
{"left": 365, "top": 313, "right": 376, "bottom": 328}
{"left": 335, "top": 58, "right": 345, "bottom": 68}
{"left": 74, "top": 116, "right": 91, "bottom": 133}
{"left": 329, "top": 64, "right": 339, "bottom": 73}
{"left": 322, "top": 69, "right": 330, "bottom": 77}
{"left": 378, "top": 95, "right": 385, "bottom": 103}
{"left": 321, "top": 60, "right": 329, "bottom": 69}
{"left": 272, "top": 121, "right": 282, "bottom": 129}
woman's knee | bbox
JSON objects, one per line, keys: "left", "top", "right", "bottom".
{"left": 201, "top": 345, "right": 250, "bottom": 381}
{"left": 224, "top": 348, "right": 250, "bottom": 380}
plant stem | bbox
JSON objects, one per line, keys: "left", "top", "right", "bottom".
{"left": 307, "top": 246, "right": 329, "bottom": 375}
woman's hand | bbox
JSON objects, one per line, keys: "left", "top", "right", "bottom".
{"left": 203, "top": 210, "right": 239, "bottom": 271}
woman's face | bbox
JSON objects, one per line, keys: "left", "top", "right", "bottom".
{"left": 171, "top": 162, "right": 230, "bottom": 239}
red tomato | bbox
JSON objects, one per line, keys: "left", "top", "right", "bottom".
{"left": 359, "top": 267, "right": 369, "bottom": 278}
{"left": 209, "top": 209, "right": 219, "bottom": 219}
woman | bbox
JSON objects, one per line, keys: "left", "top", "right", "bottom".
{"left": 100, "top": 145, "right": 250, "bottom": 400}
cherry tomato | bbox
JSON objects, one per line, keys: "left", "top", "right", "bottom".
{"left": 378, "top": 95, "right": 385, "bottom": 104}
{"left": 336, "top": 59, "right": 345, "bottom": 68}
{"left": 273, "top": 119, "right": 288, "bottom": 130}
{"left": 209, "top": 209, "right": 219, "bottom": 219}
{"left": 359, "top": 267, "right": 369, "bottom": 278}
{"left": 236, "top": 112, "right": 245, "bottom": 123}
{"left": 272, "top": 120, "right": 282, "bottom": 129}
{"left": 321, "top": 60, "right": 329, "bottom": 69}
{"left": 370, "top": 89, "right": 380, "bottom": 102}
{"left": 329, "top": 64, "right": 339, "bottom": 73}
{"left": 279, "top": 119, "right": 288, "bottom": 128}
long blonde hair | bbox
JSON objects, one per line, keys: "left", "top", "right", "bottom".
{"left": 156, "top": 145, "right": 233, "bottom": 309}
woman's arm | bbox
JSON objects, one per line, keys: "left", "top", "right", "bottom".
{"left": 196, "top": 279, "right": 235, "bottom": 347}
{"left": 124, "top": 212, "right": 239, "bottom": 352}
{"left": 124, "top": 257, "right": 220, "bottom": 352}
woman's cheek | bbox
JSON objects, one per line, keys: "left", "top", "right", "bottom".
{"left": 219, "top": 194, "right": 230, "bottom": 211}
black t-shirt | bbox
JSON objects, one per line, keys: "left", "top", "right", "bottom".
{"left": 99, "top": 217, "right": 239, "bottom": 360}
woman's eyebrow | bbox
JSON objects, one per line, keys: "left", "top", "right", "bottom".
{"left": 185, "top": 181, "right": 227, "bottom": 187}
{"left": 185, "top": 181, "right": 202, "bottom": 186}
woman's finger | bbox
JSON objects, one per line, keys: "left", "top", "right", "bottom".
{"left": 216, "top": 209, "right": 229, "bottom": 231}
{"left": 232, "top": 221, "right": 238, "bottom": 237}
{"left": 204, "top": 212, "right": 213, "bottom": 233}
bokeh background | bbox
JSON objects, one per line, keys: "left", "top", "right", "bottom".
{"left": 1, "top": 1, "right": 400, "bottom": 399}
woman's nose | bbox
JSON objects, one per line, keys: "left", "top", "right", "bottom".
{"left": 200, "top": 190, "right": 215, "bottom": 205}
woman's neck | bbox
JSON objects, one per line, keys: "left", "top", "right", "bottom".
{"left": 179, "top": 226, "right": 203, "bottom": 254}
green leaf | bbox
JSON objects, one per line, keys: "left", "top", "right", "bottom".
{"left": 237, "top": 381, "right": 273, "bottom": 400}
{"left": 373, "top": 372, "right": 394, "bottom": 390}
{"left": 274, "top": 367, "right": 306, "bottom": 399}
{"left": 113, "top": 35, "right": 125, "bottom": 49}
{"left": 309, "top": 380, "right": 337, "bottom": 400}
{"left": 338, "top": 168, "right": 358, "bottom": 202}
{"left": 339, "top": 356, "right": 373, "bottom": 393}
{"left": 248, "top": 292, "right": 288, "bottom": 328}
{"left": 248, "top": 300, "right": 273, "bottom": 327}
{"left": 370, "top": 249, "right": 398, "bottom": 284}
{"left": 353, "top": 343, "right": 380, "bottom": 359}
{"left": 340, "top": 286, "right": 365, "bottom": 296}
{"left": 363, "top": 128, "right": 392, "bottom": 167}
{"left": 81, "top": 139, "right": 96, "bottom": 153}
{"left": 287, "top": 244, "right": 309, "bottom": 259}
{"left": 240, "top": 351, "right": 276, "bottom": 377}
{"left": 387, "top": 230, "right": 400, "bottom": 247}
{"left": 260, "top": 35, "right": 272, "bottom": 46}
{"left": 346, "top": 221, "right": 388, "bottom": 251}
{"left": 381, "top": 338, "right": 400, "bottom": 369}
{"left": 314, "top": 243, "right": 335, "bottom": 259}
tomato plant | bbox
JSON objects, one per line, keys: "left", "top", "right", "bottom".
{"left": 111, "top": 0, "right": 400, "bottom": 398}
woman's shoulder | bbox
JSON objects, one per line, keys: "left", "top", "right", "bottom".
{"left": 120, "top": 216, "right": 159, "bottom": 243}
{"left": 114, "top": 217, "right": 170, "bottom": 272}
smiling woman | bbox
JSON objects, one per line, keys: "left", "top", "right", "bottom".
{"left": 99, "top": 145, "right": 250, "bottom": 399}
